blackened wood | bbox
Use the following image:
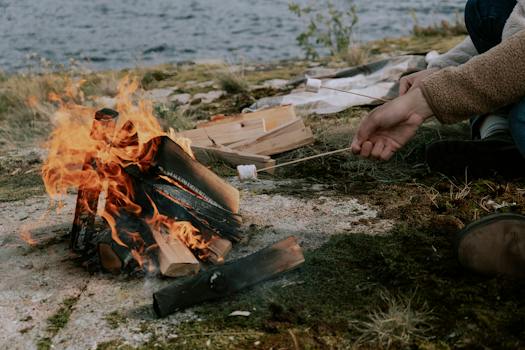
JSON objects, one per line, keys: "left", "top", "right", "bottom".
{"left": 151, "top": 181, "right": 241, "bottom": 240}
{"left": 152, "top": 136, "right": 240, "bottom": 213}
{"left": 152, "top": 236, "right": 304, "bottom": 317}
{"left": 206, "top": 236, "right": 232, "bottom": 265}
{"left": 70, "top": 108, "right": 119, "bottom": 253}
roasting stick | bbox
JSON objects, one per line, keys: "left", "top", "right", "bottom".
{"left": 237, "top": 147, "right": 352, "bottom": 180}
{"left": 237, "top": 78, "right": 390, "bottom": 181}
{"left": 305, "top": 78, "right": 390, "bottom": 103}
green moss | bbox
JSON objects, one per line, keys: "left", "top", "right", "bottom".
{"left": 36, "top": 337, "right": 52, "bottom": 350}
{"left": 46, "top": 297, "right": 79, "bottom": 334}
{"left": 104, "top": 311, "right": 128, "bottom": 330}
{"left": 127, "top": 224, "right": 524, "bottom": 349}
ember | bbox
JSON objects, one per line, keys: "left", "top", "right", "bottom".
{"left": 41, "top": 77, "right": 242, "bottom": 275}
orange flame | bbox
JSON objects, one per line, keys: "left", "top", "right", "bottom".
{"left": 39, "top": 75, "right": 207, "bottom": 268}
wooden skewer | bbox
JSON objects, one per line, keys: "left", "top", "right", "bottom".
{"left": 257, "top": 147, "right": 353, "bottom": 173}
{"left": 321, "top": 86, "right": 390, "bottom": 103}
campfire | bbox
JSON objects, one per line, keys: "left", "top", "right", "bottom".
{"left": 42, "top": 77, "right": 241, "bottom": 276}
{"left": 39, "top": 77, "right": 304, "bottom": 317}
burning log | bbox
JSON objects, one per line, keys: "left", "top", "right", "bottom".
{"left": 151, "top": 226, "right": 200, "bottom": 277}
{"left": 70, "top": 108, "right": 119, "bottom": 253}
{"left": 152, "top": 236, "right": 305, "bottom": 317}
{"left": 152, "top": 136, "right": 240, "bottom": 214}
{"left": 206, "top": 236, "right": 232, "bottom": 265}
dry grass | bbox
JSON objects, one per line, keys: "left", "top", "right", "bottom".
{"left": 338, "top": 44, "right": 370, "bottom": 67}
{"left": 412, "top": 12, "right": 467, "bottom": 37}
{"left": 351, "top": 291, "right": 433, "bottom": 349}
{"left": 215, "top": 66, "right": 249, "bottom": 94}
{"left": 0, "top": 73, "right": 69, "bottom": 147}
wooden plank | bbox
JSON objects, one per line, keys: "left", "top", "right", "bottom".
{"left": 228, "top": 118, "right": 306, "bottom": 151}
{"left": 241, "top": 127, "right": 314, "bottom": 156}
{"left": 151, "top": 227, "right": 200, "bottom": 278}
{"left": 175, "top": 118, "right": 266, "bottom": 147}
{"left": 206, "top": 236, "right": 232, "bottom": 265}
{"left": 197, "top": 105, "right": 297, "bottom": 132}
{"left": 153, "top": 236, "right": 305, "bottom": 317}
{"left": 191, "top": 145, "right": 276, "bottom": 174}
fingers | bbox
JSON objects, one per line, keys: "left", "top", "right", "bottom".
{"left": 380, "top": 145, "right": 395, "bottom": 161}
{"left": 370, "top": 140, "right": 384, "bottom": 160}
{"left": 399, "top": 77, "right": 411, "bottom": 96}
{"left": 360, "top": 141, "right": 374, "bottom": 158}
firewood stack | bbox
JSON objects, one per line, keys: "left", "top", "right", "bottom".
{"left": 71, "top": 109, "right": 242, "bottom": 276}
{"left": 173, "top": 105, "right": 314, "bottom": 173}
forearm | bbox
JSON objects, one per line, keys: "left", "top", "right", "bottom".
{"left": 421, "top": 29, "right": 525, "bottom": 124}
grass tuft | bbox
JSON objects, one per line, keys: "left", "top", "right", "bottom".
{"left": 352, "top": 291, "right": 433, "bottom": 349}
{"left": 215, "top": 67, "right": 249, "bottom": 94}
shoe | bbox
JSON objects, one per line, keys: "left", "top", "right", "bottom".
{"left": 456, "top": 213, "right": 525, "bottom": 278}
{"left": 426, "top": 133, "right": 525, "bottom": 178}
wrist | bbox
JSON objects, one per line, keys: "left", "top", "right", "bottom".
{"left": 411, "top": 88, "right": 434, "bottom": 122}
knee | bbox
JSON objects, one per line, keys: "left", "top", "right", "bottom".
{"left": 465, "top": 0, "right": 514, "bottom": 46}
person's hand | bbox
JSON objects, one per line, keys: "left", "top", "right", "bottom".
{"left": 351, "top": 88, "right": 434, "bottom": 161}
{"left": 399, "top": 68, "right": 439, "bottom": 96}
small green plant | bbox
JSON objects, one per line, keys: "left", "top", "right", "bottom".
{"left": 289, "top": 0, "right": 358, "bottom": 59}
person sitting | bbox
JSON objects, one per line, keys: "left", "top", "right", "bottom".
{"left": 351, "top": 0, "right": 525, "bottom": 278}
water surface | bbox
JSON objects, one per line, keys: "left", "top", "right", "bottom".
{"left": 0, "top": 0, "right": 466, "bottom": 71}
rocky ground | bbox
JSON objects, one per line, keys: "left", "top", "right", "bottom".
{"left": 1, "top": 32, "right": 525, "bottom": 349}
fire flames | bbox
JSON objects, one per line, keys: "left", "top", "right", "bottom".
{"left": 39, "top": 76, "right": 207, "bottom": 270}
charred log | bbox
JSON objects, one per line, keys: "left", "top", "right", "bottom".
{"left": 151, "top": 136, "right": 240, "bottom": 214}
{"left": 152, "top": 236, "right": 305, "bottom": 317}
{"left": 70, "top": 108, "right": 119, "bottom": 253}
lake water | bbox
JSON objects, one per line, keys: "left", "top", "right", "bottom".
{"left": 0, "top": 0, "right": 465, "bottom": 72}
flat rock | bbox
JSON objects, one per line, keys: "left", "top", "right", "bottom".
{"left": 193, "top": 90, "right": 225, "bottom": 104}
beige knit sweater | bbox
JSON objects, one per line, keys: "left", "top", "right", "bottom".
{"left": 420, "top": 29, "right": 525, "bottom": 124}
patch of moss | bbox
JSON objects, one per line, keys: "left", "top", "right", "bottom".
{"left": 104, "top": 311, "right": 128, "bottom": 330}
{"left": 36, "top": 337, "right": 52, "bottom": 350}
{"left": 46, "top": 297, "right": 79, "bottom": 334}
{"left": 133, "top": 224, "right": 524, "bottom": 349}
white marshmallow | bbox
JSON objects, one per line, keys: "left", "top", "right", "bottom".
{"left": 237, "top": 164, "right": 258, "bottom": 181}
{"left": 305, "top": 78, "right": 322, "bottom": 93}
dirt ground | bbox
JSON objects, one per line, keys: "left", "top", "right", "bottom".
{"left": 0, "top": 152, "right": 392, "bottom": 349}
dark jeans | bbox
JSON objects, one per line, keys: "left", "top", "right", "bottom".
{"left": 464, "top": 0, "right": 525, "bottom": 156}
{"left": 465, "top": 0, "right": 517, "bottom": 53}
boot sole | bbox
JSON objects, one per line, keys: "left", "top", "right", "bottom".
{"left": 456, "top": 213, "right": 525, "bottom": 278}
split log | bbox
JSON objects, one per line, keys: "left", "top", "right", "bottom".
{"left": 153, "top": 236, "right": 305, "bottom": 317}
{"left": 229, "top": 118, "right": 314, "bottom": 156}
{"left": 71, "top": 108, "right": 119, "bottom": 253}
{"left": 152, "top": 136, "right": 240, "bottom": 213}
{"left": 197, "top": 105, "right": 297, "bottom": 131}
{"left": 206, "top": 236, "right": 232, "bottom": 265}
{"left": 142, "top": 179, "right": 242, "bottom": 241}
{"left": 241, "top": 126, "right": 314, "bottom": 156}
{"left": 175, "top": 118, "right": 266, "bottom": 147}
{"left": 191, "top": 145, "right": 276, "bottom": 173}
{"left": 152, "top": 227, "right": 200, "bottom": 278}
{"left": 228, "top": 118, "right": 305, "bottom": 150}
